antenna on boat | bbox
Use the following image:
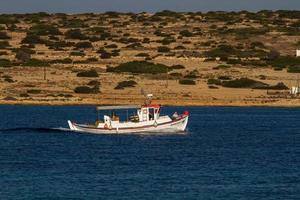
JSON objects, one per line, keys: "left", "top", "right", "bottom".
{"left": 141, "top": 88, "right": 153, "bottom": 105}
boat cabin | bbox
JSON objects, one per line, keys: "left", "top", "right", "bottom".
{"left": 137, "top": 104, "right": 160, "bottom": 122}
{"left": 96, "top": 104, "right": 161, "bottom": 124}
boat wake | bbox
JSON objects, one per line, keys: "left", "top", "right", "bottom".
{"left": 0, "top": 127, "right": 72, "bottom": 134}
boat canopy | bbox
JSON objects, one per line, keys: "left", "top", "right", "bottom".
{"left": 96, "top": 105, "right": 141, "bottom": 110}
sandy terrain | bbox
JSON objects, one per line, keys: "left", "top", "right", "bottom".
{"left": 0, "top": 12, "right": 300, "bottom": 107}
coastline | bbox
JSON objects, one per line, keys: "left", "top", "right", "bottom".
{"left": 1, "top": 98, "right": 300, "bottom": 108}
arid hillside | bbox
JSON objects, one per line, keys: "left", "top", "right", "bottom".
{"left": 0, "top": 10, "right": 300, "bottom": 106}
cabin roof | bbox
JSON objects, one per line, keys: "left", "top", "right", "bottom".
{"left": 96, "top": 105, "right": 140, "bottom": 110}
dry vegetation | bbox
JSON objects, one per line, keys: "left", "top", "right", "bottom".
{"left": 1, "top": 10, "right": 300, "bottom": 106}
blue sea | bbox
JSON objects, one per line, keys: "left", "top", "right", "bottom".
{"left": 0, "top": 106, "right": 299, "bottom": 199}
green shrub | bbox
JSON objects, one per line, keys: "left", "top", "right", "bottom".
{"left": 0, "top": 41, "right": 10, "bottom": 49}
{"left": 75, "top": 41, "right": 93, "bottom": 49}
{"left": 135, "top": 53, "right": 150, "bottom": 57}
{"left": 86, "top": 57, "right": 98, "bottom": 62}
{"left": 207, "top": 78, "right": 222, "bottom": 85}
{"left": 87, "top": 80, "right": 100, "bottom": 86}
{"left": 22, "top": 59, "right": 49, "bottom": 67}
{"left": 169, "top": 72, "right": 182, "bottom": 78}
{"left": 268, "top": 56, "right": 300, "bottom": 69}
{"left": 218, "top": 76, "right": 231, "bottom": 80}
{"left": 161, "top": 37, "right": 176, "bottom": 45}
{"left": 287, "top": 65, "right": 300, "bottom": 73}
{"left": 179, "top": 30, "right": 193, "bottom": 37}
{"left": 0, "top": 31, "right": 10, "bottom": 39}
{"left": 99, "top": 51, "right": 112, "bottom": 59}
{"left": 46, "top": 41, "right": 75, "bottom": 49}
{"left": 29, "top": 24, "right": 61, "bottom": 36}
{"left": 74, "top": 86, "right": 99, "bottom": 94}
{"left": 142, "top": 38, "right": 150, "bottom": 43}
{"left": 21, "top": 34, "right": 44, "bottom": 44}
{"left": 105, "top": 44, "right": 118, "bottom": 48}
{"left": 171, "top": 64, "right": 185, "bottom": 69}
{"left": 88, "top": 26, "right": 105, "bottom": 33}
{"left": 64, "top": 19, "right": 86, "bottom": 28}
{"left": 157, "top": 46, "right": 170, "bottom": 53}
{"left": 50, "top": 58, "right": 73, "bottom": 64}
{"left": 250, "top": 41, "right": 265, "bottom": 49}
{"left": 204, "top": 45, "right": 236, "bottom": 58}
{"left": 174, "top": 45, "right": 186, "bottom": 50}
{"left": 20, "top": 93, "right": 30, "bottom": 97}
{"left": 27, "top": 89, "right": 41, "bottom": 94}
{"left": 99, "top": 32, "right": 112, "bottom": 40}
{"left": 0, "top": 59, "right": 12, "bottom": 67}
{"left": 108, "top": 61, "right": 170, "bottom": 74}
{"left": 254, "top": 82, "right": 288, "bottom": 90}
{"left": 0, "top": 16, "right": 18, "bottom": 24}
{"left": 184, "top": 70, "right": 199, "bottom": 79}
{"left": 114, "top": 80, "right": 137, "bottom": 90}
{"left": 213, "top": 64, "right": 231, "bottom": 70}
{"left": 222, "top": 78, "right": 268, "bottom": 88}
{"left": 179, "top": 79, "right": 196, "bottom": 85}
{"left": 65, "top": 29, "right": 87, "bottom": 40}
{"left": 126, "top": 42, "right": 143, "bottom": 49}
{"left": 208, "top": 85, "right": 219, "bottom": 89}
{"left": 0, "top": 51, "right": 8, "bottom": 56}
{"left": 77, "top": 69, "right": 99, "bottom": 77}
{"left": 70, "top": 51, "right": 85, "bottom": 57}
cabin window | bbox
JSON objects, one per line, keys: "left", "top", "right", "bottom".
{"left": 149, "top": 108, "right": 155, "bottom": 121}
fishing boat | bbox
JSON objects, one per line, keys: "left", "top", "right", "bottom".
{"left": 67, "top": 94, "right": 189, "bottom": 134}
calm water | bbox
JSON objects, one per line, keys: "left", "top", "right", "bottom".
{"left": 0, "top": 106, "right": 299, "bottom": 200}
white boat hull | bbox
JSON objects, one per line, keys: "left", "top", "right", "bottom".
{"left": 68, "top": 115, "right": 188, "bottom": 135}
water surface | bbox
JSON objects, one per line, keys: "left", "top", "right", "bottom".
{"left": 0, "top": 106, "right": 299, "bottom": 199}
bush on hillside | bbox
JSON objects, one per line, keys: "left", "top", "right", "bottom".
{"left": 105, "top": 44, "right": 118, "bottom": 49}
{"left": 179, "top": 30, "right": 193, "bottom": 37}
{"left": 0, "top": 31, "right": 10, "bottom": 39}
{"left": 254, "top": 82, "right": 288, "bottom": 90}
{"left": 135, "top": 53, "right": 150, "bottom": 57}
{"left": 65, "top": 29, "right": 87, "bottom": 40}
{"left": 268, "top": 56, "right": 300, "bottom": 69}
{"left": 64, "top": 19, "right": 87, "bottom": 28}
{"left": 157, "top": 46, "right": 171, "bottom": 53}
{"left": 0, "top": 41, "right": 10, "bottom": 49}
{"left": 0, "top": 59, "right": 12, "bottom": 67}
{"left": 50, "top": 58, "right": 73, "bottom": 64}
{"left": 70, "top": 51, "right": 85, "bottom": 57}
{"left": 161, "top": 37, "right": 176, "bottom": 45}
{"left": 287, "top": 65, "right": 300, "bottom": 73}
{"left": 29, "top": 24, "right": 61, "bottom": 36}
{"left": 22, "top": 59, "right": 49, "bottom": 67}
{"left": 207, "top": 78, "right": 222, "bottom": 85}
{"left": 213, "top": 64, "right": 231, "bottom": 70}
{"left": 179, "top": 79, "right": 196, "bottom": 85}
{"left": 77, "top": 69, "right": 99, "bottom": 77}
{"left": 21, "top": 34, "right": 44, "bottom": 44}
{"left": 99, "top": 51, "right": 112, "bottom": 59}
{"left": 74, "top": 86, "right": 99, "bottom": 94}
{"left": 107, "top": 61, "right": 171, "bottom": 74}
{"left": 87, "top": 80, "right": 100, "bottom": 86}
{"left": 171, "top": 64, "right": 185, "bottom": 69}
{"left": 114, "top": 80, "right": 137, "bottom": 90}
{"left": 221, "top": 78, "right": 268, "bottom": 88}
{"left": 75, "top": 41, "right": 93, "bottom": 49}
